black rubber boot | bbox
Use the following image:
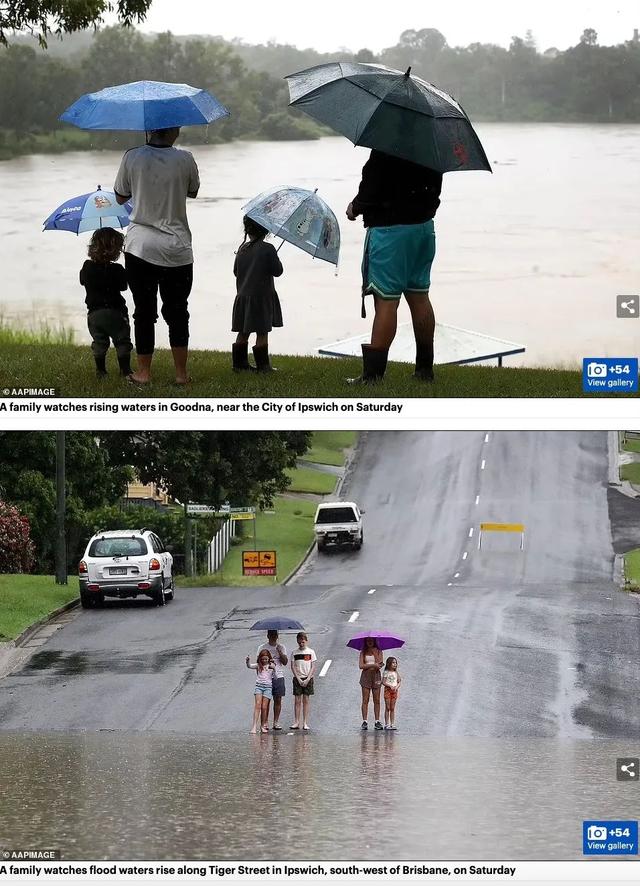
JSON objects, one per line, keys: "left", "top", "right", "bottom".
{"left": 253, "top": 344, "right": 276, "bottom": 372}
{"left": 232, "top": 342, "right": 254, "bottom": 372}
{"left": 413, "top": 341, "right": 435, "bottom": 382}
{"left": 94, "top": 355, "right": 107, "bottom": 377}
{"left": 347, "top": 344, "right": 388, "bottom": 385}
{"left": 117, "top": 354, "right": 132, "bottom": 377}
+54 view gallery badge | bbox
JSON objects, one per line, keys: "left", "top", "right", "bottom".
{"left": 583, "top": 358, "right": 639, "bottom": 393}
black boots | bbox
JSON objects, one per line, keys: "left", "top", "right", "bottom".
{"left": 347, "top": 344, "right": 389, "bottom": 385}
{"left": 94, "top": 355, "right": 107, "bottom": 377}
{"left": 118, "top": 354, "right": 132, "bottom": 377}
{"left": 414, "top": 341, "right": 435, "bottom": 382}
{"left": 252, "top": 344, "right": 276, "bottom": 372}
{"left": 232, "top": 342, "right": 254, "bottom": 372}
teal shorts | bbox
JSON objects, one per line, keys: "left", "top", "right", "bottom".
{"left": 362, "top": 220, "right": 436, "bottom": 299}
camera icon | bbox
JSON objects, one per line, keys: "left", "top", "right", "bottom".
{"left": 587, "top": 825, "right": 608, "bottom": 840}
{"left": 587, "top": 362, "right": 608, "bottom": 378}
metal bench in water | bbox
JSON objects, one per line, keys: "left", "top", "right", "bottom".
{"left": 318, "top": 322, "right": 525, "bottom": 367}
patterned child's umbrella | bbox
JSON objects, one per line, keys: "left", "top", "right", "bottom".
{"left": 43, "top": 186, "right": 132, "bottom": 234}
{"left": 243, "top": 186, "right": 340, "bottom": 266}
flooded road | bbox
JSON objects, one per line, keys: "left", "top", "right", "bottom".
{"left": 0, "top": 732, "right": 638, "bottom": 860}
{"left": 1, "top": 432, "right": 639, "bottom": 859}
{"left": 0, "top": 125, "right": 639, "bottom": 366}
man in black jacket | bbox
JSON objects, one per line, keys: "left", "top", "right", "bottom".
{"left": 346, "top": 149, "right": 442, "bottom": 384}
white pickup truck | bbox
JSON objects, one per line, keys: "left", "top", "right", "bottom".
{"left": 314, "top": 501, "right": 364, "bottom": 552}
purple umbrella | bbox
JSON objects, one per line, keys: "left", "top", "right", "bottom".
{"left": 347, "top": 631, "right": 405, "bottom": 651}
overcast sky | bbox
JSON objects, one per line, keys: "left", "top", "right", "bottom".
{"left": 132, "top": 0, "right": 639, "bottom": 52}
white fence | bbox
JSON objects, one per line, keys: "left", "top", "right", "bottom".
{"left": 207, "top": 520, "right": 236, "bottom": 573}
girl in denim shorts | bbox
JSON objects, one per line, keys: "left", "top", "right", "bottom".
{"left": 246, "top": 649, "right": 275, "bottom": 734}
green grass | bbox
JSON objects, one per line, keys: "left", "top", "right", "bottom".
{"left": 304, "top": 431, "right": 356, "bottom": 466}
{"left": 176, "top": 496, "right": 317, "bottom": 587}
{"left": 285, "top": 465, "right": 337, "bottom": 495}
{"left": 622, "top": 438, "right": 640, "bottom": 454}
{"left": 0, "top": 575, "right": 77, "bottom": 641}
{"left": 620, "top": 463, "right": 640, "bottom": 484}
{"left": 0, "top": 320, "right": 75, "bottom": 347}
{"left": 0, "top": 336, "right": 604, "bottom": 397}
{"left": 624, "top": 550, "right": 640, "bottom": 591}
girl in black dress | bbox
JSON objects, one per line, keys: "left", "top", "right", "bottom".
{"left": 231, "top": 216, "right": 283, "bottom": 372}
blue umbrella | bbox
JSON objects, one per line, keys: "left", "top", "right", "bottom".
{"left": 243, "top": 186, "right": 340, "bottom": 266}
{"left": 60, "top": 80, "right": 230, "bottom": 131}
{"left": 250, "top": 617, "right": 305, "bottom": 631}
{"left": 286, "top": 62, "right": 491, "bottom": 173}
{"left": 43, "top": 186, "right": 132, "bottom": 234}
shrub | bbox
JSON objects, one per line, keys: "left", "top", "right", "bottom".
{"left": 0, "top": 500, "right": 35, "bottom": 573}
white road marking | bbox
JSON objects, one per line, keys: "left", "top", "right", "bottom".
{"left": 484, "top": 434, "right": 490, "bottom": 443}
{"left": 475, "top": 495, "right": 480, "bottom": 505}
{"left": 481, "top": 460, "right": 486, "bottom": 470}
{"left": 319, "top": 660, "right": 332, "bottom": 677}
{"left": 447, "top": 582, "right": 453, "bottom": 587}
{"left": 454, "top": 572, "right": 460, "bottom": 578}
{"left": 348, "top": 611, "right": 359, "bottom": 623}
{"left": 368, "top": 588, "right": 376, "bottom": 595}
{"left": 462, "top": 551, "right": 468, "bottom": 560}
{"left": 468, "top": 528, "right": 474, "bottom": 538}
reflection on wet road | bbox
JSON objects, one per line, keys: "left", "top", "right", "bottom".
{"left": 0, "top": 732, "right": 637, "bottom": 860}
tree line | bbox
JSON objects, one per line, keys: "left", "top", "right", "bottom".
{"left": 1, "top": 24, "right": 639, "bottom": 159}
{"left": 0, "top": 431, "right": 311, "bottom": 573}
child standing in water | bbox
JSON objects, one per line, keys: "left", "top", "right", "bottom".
{"left": 246, "top": 648, "right": 276, "bottom": 734}
{"left": 232, "top": 216, "right": 283, "bottom": 373}
{"left": 79, "top": 228, "right": 133, "bottom": 378}
{"left": 382, "top": 656, "right": 402, "bottom": 730}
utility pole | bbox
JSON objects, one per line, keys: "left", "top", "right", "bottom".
{"left": 55, "top": 431, "right": 67, "bottom": 585}
{"left": 184, "top": 502, "right": 193, "bottom": 577}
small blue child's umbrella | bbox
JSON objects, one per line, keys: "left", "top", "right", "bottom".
{"left": 59, "top": 80, "right": 230, "bottom": 131}
{"left": 242, "top": 186, "right": 341, "bottom": 267}
{"left": 43, "top": 186, "right": 132, "bottom": 234}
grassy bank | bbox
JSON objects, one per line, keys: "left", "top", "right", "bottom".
{"left": 623, "top": 550, "right": 640, "bottom": 592}
{"left": 0, "top": 575, "right": 76, "bottom": 641}
{"left": 304, "top": 431, "right": 356, "bottom": 465}
{"left": 0, "top": 335, "right": 596, "bottom": 398}
{"left": 177, "top": 430, "right": 352, "bottom": 587}
{"left": 177, "top": 496, "right": 317, "bottom": 588}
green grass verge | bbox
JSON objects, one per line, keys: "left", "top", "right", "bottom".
{"left": 304, "top": 431, "right": 356, "bottom": 466}
{"left": 620, "top": 463, "right": 640, "bottom": 484}
{"left": 0, "top": 575, "right": 77, "bottom": 641}
{"left": 285, "top": 465, "right": 337, "bottom": 495}
{"left": 177, "top": 496, "right": 316, "bottom": 587}
{"left": 0, "top": 336, "right": 604, "bottom": 398}
{"left": 622, "top": 439, "right": 640, "bottom": 454}
{"left": 623, "top": 549, "right": 640, "bottom": 591}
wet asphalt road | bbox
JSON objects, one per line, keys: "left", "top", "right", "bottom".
{"left": 1, "top": 431, "right": 639, "bottom": 738}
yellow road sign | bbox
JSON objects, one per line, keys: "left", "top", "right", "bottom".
{"left": 231, "top": 512, "right": 256, "bottom": 521}
{"left": 480, "top": 523, "right": 525, "bottom": 533}
{"left": 478, "top": 522, "right": 525, "bottom": 550}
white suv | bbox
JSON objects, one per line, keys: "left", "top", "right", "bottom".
{"left": 314, "top": 502, "right": 364, "bottom": 552}
{"left": 78, "top": 529, "right": 174, "bottom": 608}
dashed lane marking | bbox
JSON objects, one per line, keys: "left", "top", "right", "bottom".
{"left": 368, "top": 589, "right": 376, "bottom": 595}
{"left": 348, "top": 611, "right": 359, "bottom": 623}
{"left": 319, "top": 660, "right": 332, "bottom": 677}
